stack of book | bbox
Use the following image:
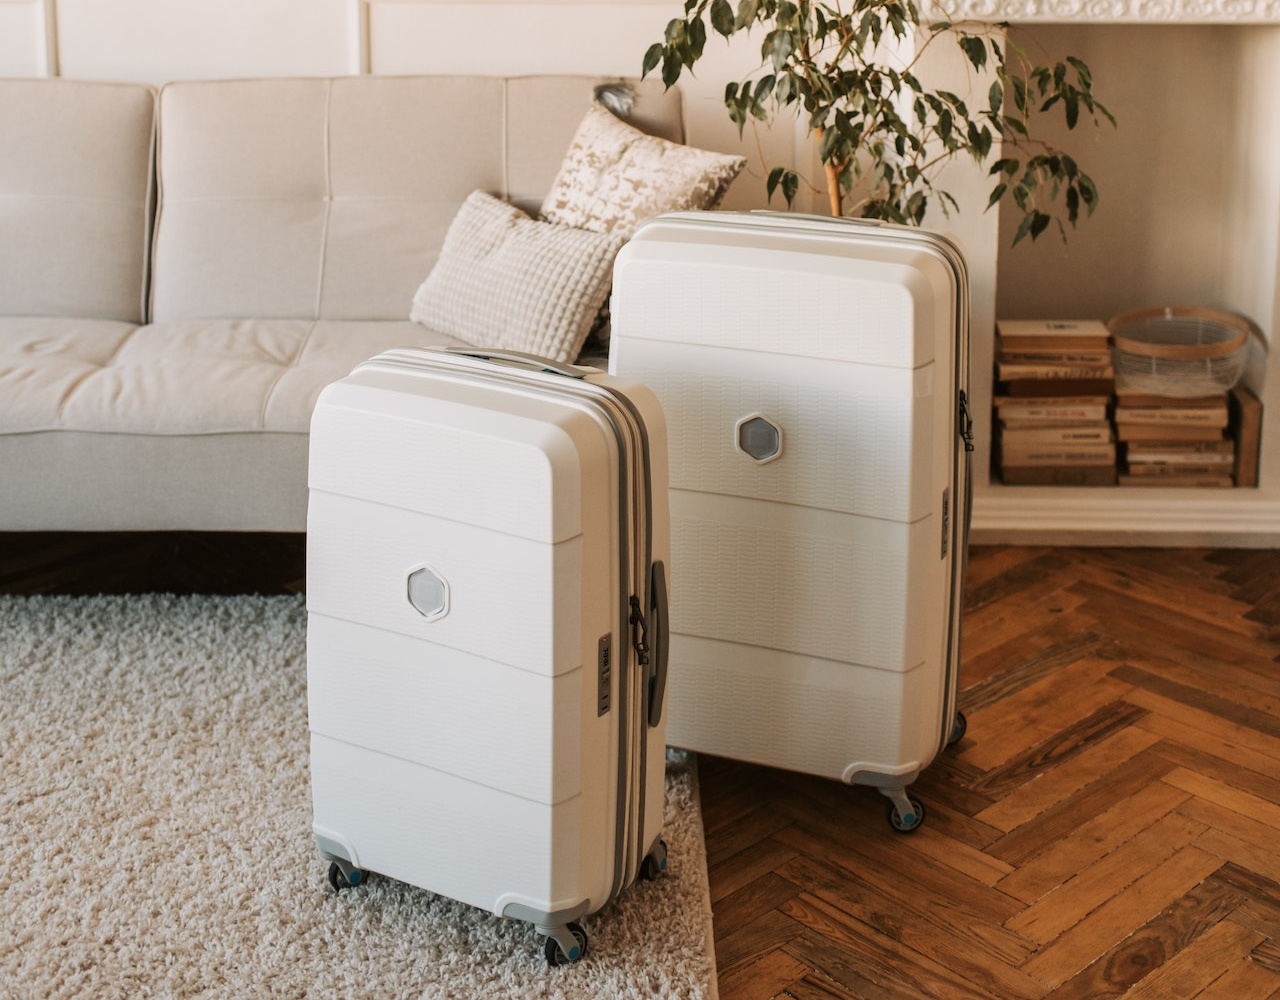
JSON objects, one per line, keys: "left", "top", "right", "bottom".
{"left": 993, "top": 320, "right": 1117, "bottom": 486}
{"left": 1114, "top": 388, "right": 1264, "bottom": 487}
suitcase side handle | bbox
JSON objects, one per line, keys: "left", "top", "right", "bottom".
{"left": 443, "top": 347, "right": 588, "bottom": 380}
{"left": 646, "top": 560, "right": 669, "bottom": 729}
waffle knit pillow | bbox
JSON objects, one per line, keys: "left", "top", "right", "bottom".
{"left": 410, "top": 191, "right": 626, "bottom": 364}
{"left": 540, "top": 103, "right": 747, "bottom": 237}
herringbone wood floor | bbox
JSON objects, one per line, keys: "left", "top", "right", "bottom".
{"left": 702, "top": 545, "right": 1280, "bottom": 1000}
{"left": 3, "top": 535, "right": 1278, "bottom": 998}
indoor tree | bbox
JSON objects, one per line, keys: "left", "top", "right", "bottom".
{"left": 643, "top": 0, "right": 1115, "bottom": 243}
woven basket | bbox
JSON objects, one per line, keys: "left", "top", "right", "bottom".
{"left": 1108, "top": 306, "right": 1251, "bottom": 398}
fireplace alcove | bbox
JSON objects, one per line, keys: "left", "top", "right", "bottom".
{"left": 944, "top": 3, "right": 1279, "bottom": 545}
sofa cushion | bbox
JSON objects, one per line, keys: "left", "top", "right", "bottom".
{"left": 150, "top": 76, "right": 684, "bottom": 324}
{"left": 0, "top": 318, "right": 142, "bottom": 431}
{"left": 409, "top": 191, "right": 624, "bottom": 364}
{"left": 0, "top": 80, "right": 155, "bottom": 323}
{"left": 540, "top": 103, "right": 746, "bottom": 237}
{"left": 0, "top": 318, "right": 463, "bottom": 436}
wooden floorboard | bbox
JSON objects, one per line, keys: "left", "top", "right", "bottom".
{"left": 2, "top": 536, "right": 1278, "bottom": 998}
{"left": 698, "top": 545, "right": 1280, "bottom": 1000}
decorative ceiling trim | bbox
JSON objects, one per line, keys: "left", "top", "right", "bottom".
{"left": 944, "top": 0, "right": 1280, "bottom": 22}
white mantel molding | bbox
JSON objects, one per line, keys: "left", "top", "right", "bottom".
{"left": 971, "top": 490, "right": 1280, "bottom": 546}
{"left": 944, "top": 0, "right": 1280, "bottom": 22}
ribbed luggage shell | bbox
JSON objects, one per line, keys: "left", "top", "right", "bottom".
{"left": 306, "top": 348, "right": 670, "bottom": 959}
{"left": 610, "top": 212, "right": 969, "bottom": 826}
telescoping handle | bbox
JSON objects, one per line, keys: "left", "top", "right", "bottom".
{"left": 443, "top": 347, "right": 587, "bottom": 380}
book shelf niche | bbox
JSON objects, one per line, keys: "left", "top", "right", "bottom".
{"left": 964, "top": 21, "right": 1279, "bottom": 546}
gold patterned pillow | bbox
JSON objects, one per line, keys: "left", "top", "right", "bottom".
{"left": 540, "top": 103, "right": 747, "bottom": 237}
{"left": 410, "top": 191, "right": 626, "bottom": 364}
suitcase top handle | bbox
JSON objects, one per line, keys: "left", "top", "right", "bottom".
{"left": 443, "top": 347, "right": 588, "bottom": 380}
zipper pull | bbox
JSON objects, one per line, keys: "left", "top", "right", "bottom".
{"left": 958, "top": 391, "right": 975, "bottom": 453}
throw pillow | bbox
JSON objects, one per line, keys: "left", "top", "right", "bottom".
{"left": 410, "top": 191, "right": 626, "bottom": 364}
{"left": 540, "top": 103, "right": 747, "bottom": 238}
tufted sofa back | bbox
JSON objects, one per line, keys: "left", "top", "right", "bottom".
{"left": 149, "top": 75, "right": 684, "bottom": 324}
{"left": 0, "top": 79, "right": 156, "bottom": 323}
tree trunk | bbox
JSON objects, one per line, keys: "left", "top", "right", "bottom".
{"left": 813, "top": 126, "right": 844, "bottom": 216}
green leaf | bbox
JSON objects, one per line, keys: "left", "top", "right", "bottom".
{"left": 736, "top": 0, "right": 759, "bottom": 29}
{"left": 986, "top": 182, "right": 1007, "bottom": 210}
{"left": 966, "top": 122, "right": 993, "bottom": 160}
{"left": 819, "top": 125, "right": 840, "bottom": 162}
{"left": 938, "top": 109, "right": 953, "bottom": 144}
{"left": 988, "top": 80, "right": 1003, "bottom": 115}
{"left": 775, "top": 72, "right": 795, "bottom": 103}
{"left": 1078, "top": 174, "right": 1099, "bottom": 212}
{"left": 710, "top": 0, "right": 736, "bottom": 36}
{"left": 1066, "top": 55, "right": 1092, "bottom": 89}
{"left": 766, "top": 165, "right": 787, "bottom": 201}
{"left": 781, "top": 169, "right": 800, "bottom": 204}
{"left": 688, "top": 16, "right": 707, "bottom": 60}
{"left": 1008, "top": 75, "right": 1028, "bottom": 115}
{"left": 907, "top": 190, "right": 927, "bottom": 225}
{"left": 1012, "top": 212, "right": 1036, "bottom": 245}
{"left": 641, "top": 42, "right": 663, "bottom": 80}
{"left": 662, "top": 51, "right": 683, "bottom": 89}
{"left": 765, "top": 28, "right": 794, "bottom": 71}
{"left": 959, "top": 36, "right": 987, "bottom": 71}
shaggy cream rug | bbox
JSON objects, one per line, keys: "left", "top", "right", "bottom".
{"left": 0, "top": 594, "right": 717, "bottom": 1000}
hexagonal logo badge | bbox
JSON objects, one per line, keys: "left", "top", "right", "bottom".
{"left": 735, "top": 413, "right": 783, "bottom": 464}
{"left": 406, "top": 564, "right": 450, "bottom": 621}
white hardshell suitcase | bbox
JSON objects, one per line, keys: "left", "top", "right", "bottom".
{"left": 609, "top": 211, "right": 971, "bottom": 832}
{"left": 306, "top": 347, "right": 671, "bottom": 963}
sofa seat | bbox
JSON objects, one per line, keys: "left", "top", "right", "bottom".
{"left": 0, "top": 318, "right": 461, "bottom": 436}
{"left": 0, "top": 317, "right": 463, "bottom": 532}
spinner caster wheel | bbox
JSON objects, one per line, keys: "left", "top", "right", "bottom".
{"left": 948, "top": 710, "right": 968, "bottom": 746}
{"left": 544, "top": 921, "right": 588, "bottom": 966}
{"left": 640, "top": 839, "right": 669, "bottom": 881}
{"left": 885, "top": 795, "right": 926, "bottom": 834}
{"left": 327, "top": 860, "right": 366, "bottom": 893}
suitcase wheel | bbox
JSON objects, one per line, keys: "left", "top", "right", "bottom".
{"left": 640, "top": 839, "right": 669, "bottom": 882}
{"left": 327, "top": 860, "right": 366, "bottom": 893}
{"left": 948, "top": 711, "right": 968, "bottom": 746}
{"left": 884, "top": 794, "right": 926, "bottom": 834}
{"left": 543, "top": 921, "right": 588, "bottom": 966}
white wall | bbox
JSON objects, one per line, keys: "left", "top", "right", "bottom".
{"left": 0, "top": 0, "right": 813, "bottom": 214}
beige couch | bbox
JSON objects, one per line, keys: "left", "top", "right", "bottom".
{"left": 0, "top": 75, "right": 691, "bottom": 532}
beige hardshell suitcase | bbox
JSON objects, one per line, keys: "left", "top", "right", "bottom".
{"left": 609, "top": 212, "right": 972, "bottom": 831}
